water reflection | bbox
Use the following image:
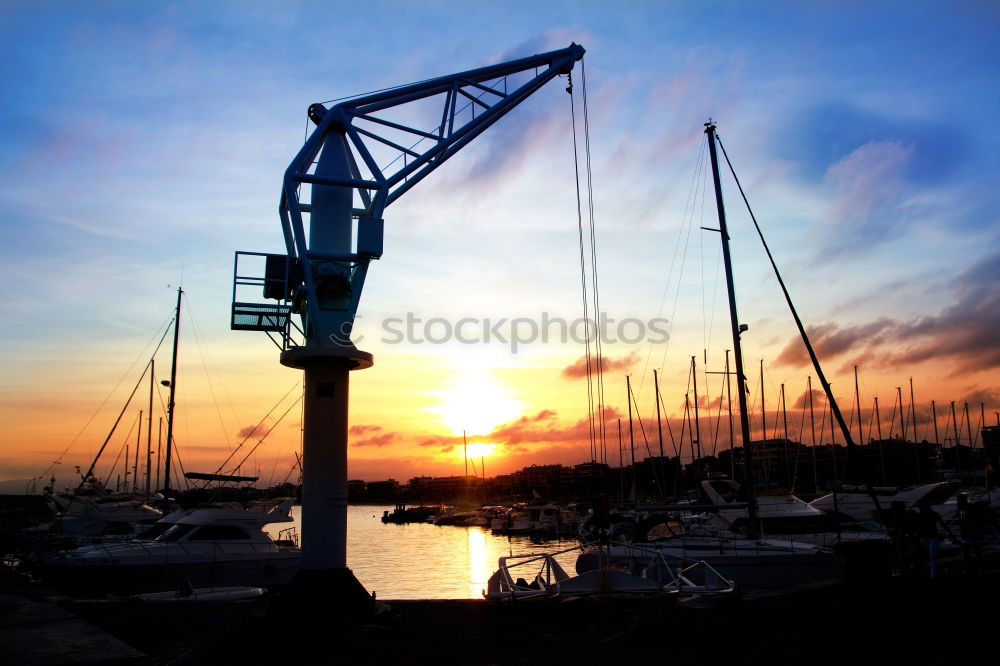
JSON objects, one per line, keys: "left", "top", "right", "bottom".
{"left": 467, "top": 527, "right": 488, "bottom": 598}
{"left": 265, "top": 505, "right": 579, "bottom": 599}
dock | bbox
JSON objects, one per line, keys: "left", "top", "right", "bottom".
{"left": 3, "top": 550, "right": 999, "bottom": 664}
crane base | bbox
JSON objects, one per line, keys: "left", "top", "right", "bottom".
{"left": 270, "top": 568, "right": 375, "bottom": 620}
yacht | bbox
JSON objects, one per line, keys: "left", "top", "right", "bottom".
{"left": 30, "top": 498, "right": 299, "bottom": 596}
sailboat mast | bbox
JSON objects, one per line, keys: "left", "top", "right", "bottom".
{"left": 951, "top": 401, "right": 961, "bottom": 472}
{"left": 760, "top": 359, "right": 768, "bottom": 486}
{"left": 133, "top": 411, "right": 141, "bottom": 494}
{"left": 781, "top": 383, "right": 790, "bottom": 488}
{"left": 156, "top": 417, "right": 162, "bottom": 491}
{"left": 931, "top": 400, "right": 940, "bottom": 444}
{"left": 725, "top": 350, "right": 735, "bottom": 480}
{"left": 897, "top": 387, "right": 907, "bottom": 441}
{"left": 704, "top": 121, "right": 758, "bottom": 537}
{"left": 654, "top": 369, "right": 665, "bottom": 459}
{"left": 691, "top": 356, "right": 703, "bottom": 466}
{"left": 854, "top": 366, "right": 863, "bottom": 447}
{"left": 808, "top": 376, "right": 818, "bottom": 492}
{"left": 162, "top": 286, "right": 182, "bottom": 496}
{"left": 617, "top": 418, "right": 625, "bottom": 502}
{"left": 626, "top": 375, "right": 636, "bottom": 502}
{"left": 145, "top": 359, "right": 154, "bottom": 499}
{"left": 875, "top": 396, "right": 883, "bottom": 441}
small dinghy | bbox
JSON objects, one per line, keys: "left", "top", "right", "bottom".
{"left": 484, "top": 545, "right": 736, "bottom": 601}
{"left": 132, "top": 584, "right": 266, "bottom": 602}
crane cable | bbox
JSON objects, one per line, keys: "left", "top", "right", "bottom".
{"left": 567, "top": 64, "right": 598, "bottom": 463}
{"left": 580, "top": 59, "right": 608, "bottom": 465}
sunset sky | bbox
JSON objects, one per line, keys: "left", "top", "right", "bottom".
{"left": 1, "top": 1, "right": 998, "bottom": 491}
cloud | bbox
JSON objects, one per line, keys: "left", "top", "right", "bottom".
{"left": 774, "top": 248, "right": 1000, "bottom": 375}
{"left": 774, "top": 318, "right": 895, "bottom": 368}
{"left": 562, "top": 352, "right": 639, "bottom": 380}
{"left": 237, "top": 423, "right": 269, "bottom": 439}
{"left": 792, "top": 388, "right": 826, "bottom": 410}
{"left": 961, "top": 387, "right": 1000, "bottom": 408}
{"left": 348, "top": 424, "right": 397, "bottom": 448}
{"left": 487, "top": 406, "right": 623, "bottom": 449}
{"left": 821, "top": 140, "right": 915, "bottom": 254}
{"left": 353, "top": 432, "right": 397, "bottom": 448}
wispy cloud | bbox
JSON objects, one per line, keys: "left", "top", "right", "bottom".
{"left": 821, "top": 140, "right": 915, "bottom": 255}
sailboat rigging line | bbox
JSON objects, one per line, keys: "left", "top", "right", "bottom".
{"left": 170, "top": 443, "right": 189, "bottom": 491}
{"left": 568, "top": 66, "right": 597, "bottom": 463}
{"left": 45, "top": 313, "right": 174, "bottom": 478}
{"left": 207, "top": 381, "right": 301, "bottom": 480}
{"left": 182, "top": 292, "right": 241, "bottom": 452}
{"left": 638, "top": 140, "right": 706, "bottom": 402}
{"left": 710, "top": 365, "right": 726, "bottom": 457}
{"left": 228, "top": 395, "right": 303, "bottom": 476}
{"left": 79, "top": 359, "right": 155, "bottom": 488}
{"left": 581, "top": 59, "right": 608, "bottom": 465}
{"left": 713, "top": 134, "right": 882, "bottom": 515}
{"left": 657, "top": 385, "right": 681, "bottom": 457}
{"left": 627, "top": 378, "right": 665, "bottom": 500}
{"left": 790, "top": 388, "right": 809, "bottom": 491}
{"left": 103, "top": 411, "right": 141, "bottom": 489}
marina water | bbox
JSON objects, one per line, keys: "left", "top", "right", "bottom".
{"left": 265, "top": 504, "right": 579, "bottom": 599}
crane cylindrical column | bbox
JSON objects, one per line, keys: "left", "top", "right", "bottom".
{"left": 278, "top": 128, "right": 374, "bottom": 614}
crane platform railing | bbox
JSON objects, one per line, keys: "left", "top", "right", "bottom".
{"left": 231, "top": 251, "right": 301, "bottom": 349}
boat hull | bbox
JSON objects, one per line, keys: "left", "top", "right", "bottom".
{"left": 32, "top": 553, "right": 299, "bottom": 596}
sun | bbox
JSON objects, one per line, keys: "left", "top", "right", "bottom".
{"left": 429, "top": 371, "right": 522, "bottom": 436}
{"left": 464, "top": 442, "right": 495, "bottom": 459}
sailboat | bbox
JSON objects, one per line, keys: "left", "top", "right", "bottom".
{"left": 575, "top": 121, "right": 852, "bottom": 588}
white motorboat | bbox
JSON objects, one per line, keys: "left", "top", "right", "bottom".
{"left": 31, "top": 498, "right": 299, "bottom": 596}
{"left": 491, "top": 503, "right": 566, "bottom": 535}
{"left": 808, "top": 482, "right": 955, "bottom": 522}
{"left": 699, "top": 479, "right": 836, "bottom": 535}
{"left": 43, "top": 481, "right": 163, "bottom": 537}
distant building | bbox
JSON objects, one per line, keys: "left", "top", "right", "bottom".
{"left": 347, "top": 479, "right": 367, "bottom": 500}
{"left": 367, "top": 478, "right": 400, "bottom": 501}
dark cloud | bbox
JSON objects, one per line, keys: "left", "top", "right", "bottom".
{"left": 352, "top": 432, "right": 397, "bottom": 448}
{"left": 960, "top": 387, "right": 1000, "bottom": 409}
{"left": 774, "top": 319, "right": 895, "bottom": 368}
{"left": 349, "top": 425, "right": 383, "bottom": 436}
{"left": 562, "top": 352, "right": 639, "bottom": 380}
{"left": 792, "top": 389, "right": 826, "bottom": 410}
{"left": 774, "top": 249, "right": 1000, "bottom": 375}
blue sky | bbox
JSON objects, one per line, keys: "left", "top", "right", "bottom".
{"left": 1, "top": 1, "right": 998, "bottom": 483}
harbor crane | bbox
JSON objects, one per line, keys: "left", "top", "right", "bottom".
{"left": 232, "top": 43, "right": 585, "bottom": 614}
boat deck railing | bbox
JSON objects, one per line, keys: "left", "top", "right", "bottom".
{"left": 55, "top": 538, "right": 297, "bottom": 561}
